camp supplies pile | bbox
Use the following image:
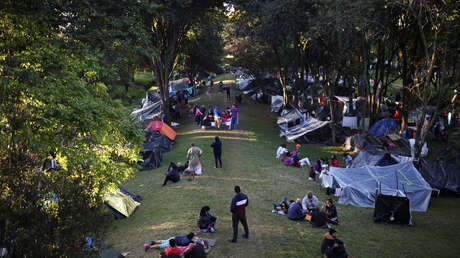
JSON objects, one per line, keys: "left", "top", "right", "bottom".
{"left": 329, "top": 162, "right": 432, "bottom": 212}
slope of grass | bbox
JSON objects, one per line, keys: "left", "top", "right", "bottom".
{"left": 104, "top": 85, "right": 460, "bottom": 258}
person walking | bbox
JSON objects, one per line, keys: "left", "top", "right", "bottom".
{"left": 211, "top": 136, "right": 222, "bottom": 168}
{"left": 186, "top": 143, "right": 203, "bottom": 180}
{"left": 230, "top": 104, "right": 238, "bottom": 130}
{"left": 229, "top": 186, "right": 249, "bottom": 243}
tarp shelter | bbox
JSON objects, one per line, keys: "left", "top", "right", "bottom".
{"left": 271, "top": 95, "right": 284, "bottom": 112}
{"left": 370, "top": 118, "right": 399, "bottom": 137}
{"left": 351, "top": 146, "right": 408, "bottom": 168}
{"left": 168, "top": 78, "right": 189, "bottom": 96}
{"left": 281, "top": 116, "right": 331, "bottom": 142}
{"left": 277, "top": 108, "right": 305, "bottom": 129}
{"left": 330, "top": 162, "right": 432, "bottom": 212}
{"left": 149, "top": 121, "right": 177, "bottom": 140}
{"left": 131, "top": 90, "right": 162, "bottom": 123}
{"left": 417, "top": 158, "right": 460, "bottom": 193}
{"left": 103, "top": 188, "right": 141, "bottom": 219}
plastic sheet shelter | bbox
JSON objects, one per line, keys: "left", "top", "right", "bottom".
{"left": 131, "top": 91, "right": 162, "bottom": 123}
{"left": 280, "top": 116, "right": 331, "bottom": 142}
{"left": 271, "top": 95, "right": 284, "bottom": 112}
{"left": 330, "top": 162, "right": 432, "bottom": 212}
{"left": 351, "top": 146, "right": 404, "bottom": 168}
{"left": 417, "top": 159, "right": 460, "bottom": 193}
{"left": 149, "top": 121, "right": 177, "bottom": 140}
{"left": 103, "top": 190, "right": 140, "bottom": 218}
{"left": 168, "top": 78, "right": 189, "bottom": 96}
{"left": 370, "top": 118, "right": 399, "bottom": 137}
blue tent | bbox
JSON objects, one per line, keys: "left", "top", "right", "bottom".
{"left": 370, "top": 118, "right": 398, "bottom": 137}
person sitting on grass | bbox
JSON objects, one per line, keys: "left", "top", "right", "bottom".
{"left": 162, "top": 162, "right": 180, "bottom": 186}
{"left": 324, "top": 237, "right": 349, "bottom": 258}
{"left": 302, "top": 192, "right": 319, "bottom": 212}
{"left": 343, "top": 153, "right": 353, "bottom": 168}
{"left": 310, "top": 208, "right": 328, "bottom": 228}
{"left": 197, "top": 206, "right": 217, "bottom": 233}
{"left": 321, "top": 228, "right": 347, "bottom": 257}
{"left": 287, "top": 198, "right": 307, "bottom": 220}
{"left": 276, "top": 144, "right": 289, "bottom": 159}
{"left": 325, "top": 199, "right": 339, "bottom": 225}
{"left": 144, "top": 233, "right": 195, "bottom": 252}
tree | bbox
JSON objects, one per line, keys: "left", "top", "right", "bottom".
{"left": 140, "top": 0, "right": 224, "bottom": 122}
{"left": 0, "top": 1, "right": 143, "bottom": 256}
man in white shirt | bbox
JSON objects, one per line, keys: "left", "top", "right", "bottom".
{"left": 302, "top": 191, "right": 319, "bottom": 211}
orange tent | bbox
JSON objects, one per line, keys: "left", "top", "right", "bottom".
{"left": 149, "top": 121, "right": 177, "bottom": 140}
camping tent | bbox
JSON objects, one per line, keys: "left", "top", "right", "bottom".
{"left": 149, "top": 121, "right": 177, "bottom": 140}
{"left": 330, "top": 162, "right": 432, "bottom": 212}
{"left": 103, "top": 188, "right": 141, "bottom": 219}
{"left": 370, "top": 118, "right": 399, "bottom": 137}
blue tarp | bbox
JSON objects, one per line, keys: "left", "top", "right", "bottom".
{"left": 370, "top": 118, "right": 398, "bottom": 137}
{"left": 330, "top": 162, "right": 432, "bottom": 212}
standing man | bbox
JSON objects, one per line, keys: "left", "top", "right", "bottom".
{"left": 186, "top": 143, "right": 203, "bottom": 181}
{"left": 229, "top": 186, "right": 249, "bottom": 243}
{"left": 230, "top": 104, "right": 238, "bottom": 130}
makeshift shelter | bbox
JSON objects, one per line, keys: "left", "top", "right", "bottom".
{"left": 131, "top": 91, "right": 162, "bottom": 124}
{"left": 349, "top": 133, "right": 412, "bottom": 156}
{"left": 370, "top": 118, "right": 399, "bottom": 137}
{"left": 417, "top": 158, "right": 460, "bottom": 193}
{"left": 103, "top": 188, "right": 141, "bottom": 219}
{"left": 271, "top": 95, "right": 284, "bottom": 112}
{"left": 329, "top": 162, "right": 432, "bottom": 212}
{"left": 168, "top": 78, "right": 189, "bottom": 96}
{"left": 351, "top": 146, "right": 406, "bottom": 168}
{"left": 277, "top": 108, "right": 305, "bottom": 130}
{"left": 281, "top": 117, "right": 331, "bottom": 143}
{"left": 149, "top": 121, "right": 177, "bottom": 140}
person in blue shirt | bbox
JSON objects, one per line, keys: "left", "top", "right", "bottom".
{"left": 214, "top": 106, "right": 222, "bottom": 129}
{"left": 288, "top": 198, "right": 307, "bottom": 220}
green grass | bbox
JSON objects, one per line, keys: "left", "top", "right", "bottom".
{"left": 135, "top": 71, "right": 156, "bottom": 87}
{"left": 104, "top": 85, "right": 460, "bottom": 258}
{"left": 213, "top": 73, "right": 236, "bottom": 83}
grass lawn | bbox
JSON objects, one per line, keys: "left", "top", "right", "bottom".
{"left": 104, "top": 85, "right": 460, "bottom": 258}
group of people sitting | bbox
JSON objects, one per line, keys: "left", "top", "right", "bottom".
{"left": 191, "top": 104, "right": 239, "bottom": 130}
{"left": 144, "top": 206, "right": 217, "bottom": 257}
{"left": 273, "top": 192, "right": 339, "bottom": 228}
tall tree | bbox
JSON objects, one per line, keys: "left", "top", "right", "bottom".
{"left": 141, "top": 0, "right": 223, "bottom": 121}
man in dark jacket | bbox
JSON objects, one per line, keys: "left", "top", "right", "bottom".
{"left": 229, "top": 186, "right": 249, "bottom": 243}
{"left": 211, "top": 136, "right": 222, "bottom": 168}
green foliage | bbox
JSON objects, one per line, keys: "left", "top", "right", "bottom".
{"left": 0, "top": 2, "right": 143, "bottom": 256}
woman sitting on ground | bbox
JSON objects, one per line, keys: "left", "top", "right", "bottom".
{"left": 197, "top": 206, "right": 217, "bottom": 233}
{"left": 276, "top": 144, "right": 289, "bottom": 159}
{"left": 325, "top": 199, "right": 339, "bottom": 225}
{"left": 284, "top": 149, "right": 298, "bottom": 166}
